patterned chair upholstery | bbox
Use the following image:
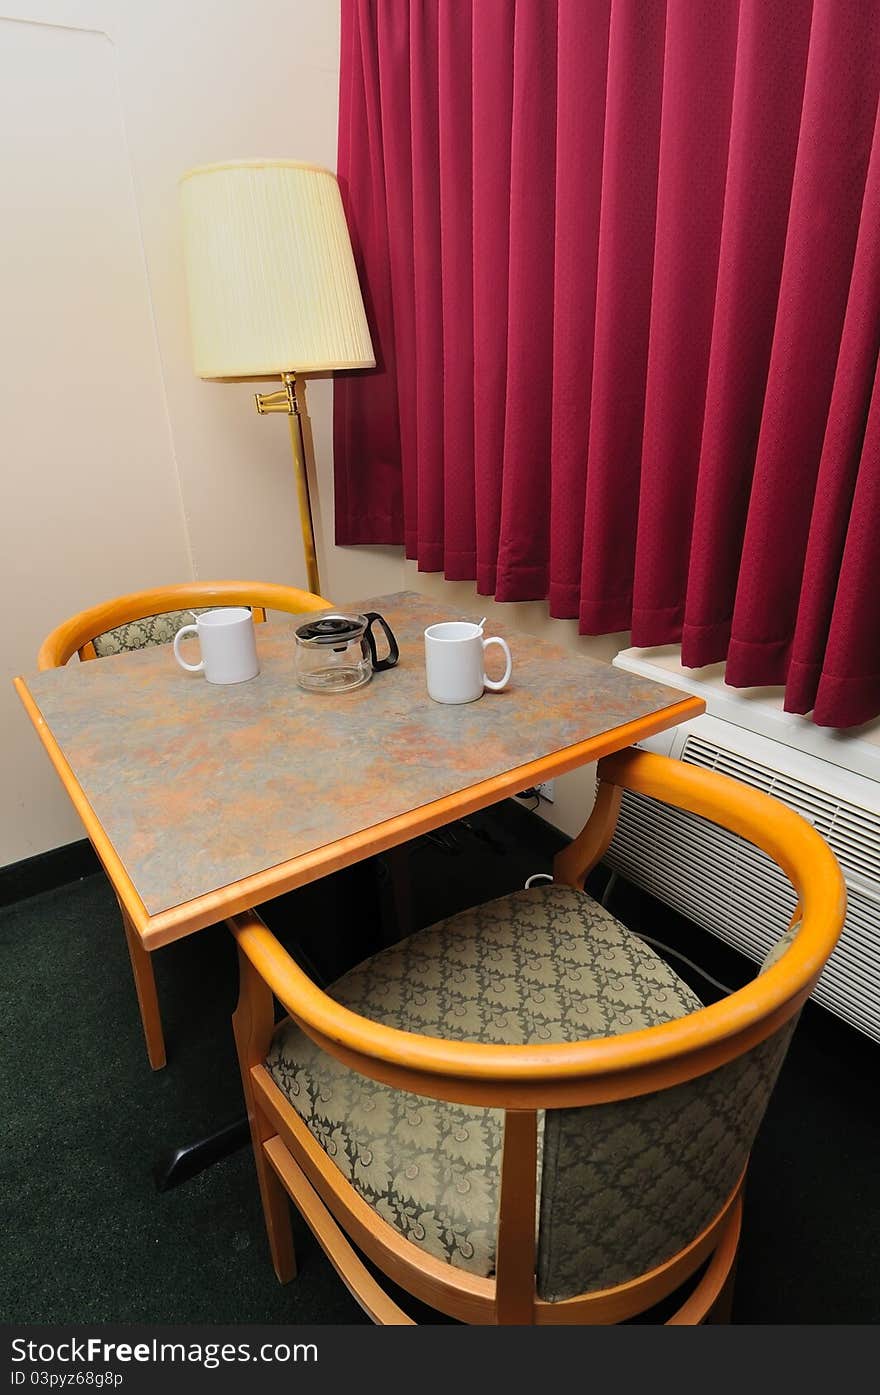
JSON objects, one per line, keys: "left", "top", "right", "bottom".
{"left": 266, "top": 882, "right": 796, "bottom": 1300}
{"left": 91, "top": 608, "right": 215, "bottom": 657}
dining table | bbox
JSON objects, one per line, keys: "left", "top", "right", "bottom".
{"left": 14, "top": 588, "right": 705, "bottom": 1181}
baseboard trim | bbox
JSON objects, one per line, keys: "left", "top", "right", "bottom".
{"left": 0, "top": 838, "right": 100, "bottom": 908}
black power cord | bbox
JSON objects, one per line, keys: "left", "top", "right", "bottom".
{"left": 516, "top": 786, "right": 544, "bottom": 811}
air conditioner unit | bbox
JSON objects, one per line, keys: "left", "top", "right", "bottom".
{"left": 608, "top": 648, "right": 880, "bottom": 1043}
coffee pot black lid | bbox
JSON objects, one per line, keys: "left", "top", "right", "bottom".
{"left": 295, "top": 614, "right": 363, "bottom": 644}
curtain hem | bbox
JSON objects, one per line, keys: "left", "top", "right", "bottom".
{"left": 786, "top": 660, "right": 880, "bottom": 729}
{"left": 579, "top": 596, "right": 634, "bottom": 635}
{"left": 335, "top": 518, "right": 405, "bottom": 547}
{"left": 724, "top": 635, "right": 791, "bottom": 688}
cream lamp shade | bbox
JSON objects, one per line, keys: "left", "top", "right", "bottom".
{"left": 179, "top": 159, "right": 375, "bottom": 379}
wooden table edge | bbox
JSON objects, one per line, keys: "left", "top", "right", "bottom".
{"left": 15, "top": 673, "right": 703, "bottom": 950}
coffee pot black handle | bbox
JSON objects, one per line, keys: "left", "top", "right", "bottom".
{"left": 362, "top": 612, "right": 400, "bottom": 672}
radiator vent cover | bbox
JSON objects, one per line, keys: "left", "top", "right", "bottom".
{"left": 682, "top": 734, "right": 880, "bottom": 891}
{"left": 605, "top": 732, "right": 880, "bottom": 1044}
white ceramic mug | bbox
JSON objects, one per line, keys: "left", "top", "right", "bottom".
{"left": 173, "top": 607, "right": 260, "bottom": 685}
{"left": 424, "top": 621, "right": 512, "bottom": 704}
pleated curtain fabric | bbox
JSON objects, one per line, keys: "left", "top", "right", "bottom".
{"left": 335, "top": 0, "right": 880, "bottom": 728}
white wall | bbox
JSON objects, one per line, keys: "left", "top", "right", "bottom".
{"left": 1, "top": 0, "right": 347, "bottom": 862}
{"left": 1, "top": 0, "right": 611, "bottom": 867}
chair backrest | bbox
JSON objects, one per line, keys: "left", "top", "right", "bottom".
{"left": 536, "top": 1010, "right": 796, "bottom": 1301}
{"left": 537, "top": 901, "right": 808, "bottom": 1300}
{"left": 37, "top": 580, "right": 333, "bottom": 668}
{"left": 530, "top": 752, "right": 843, "bottom": 1306}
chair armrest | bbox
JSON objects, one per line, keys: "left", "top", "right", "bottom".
{"left": 594, "top": 748, "right": 844, "bottom": 950}
{"left": 228, "top": 741, "right": 844, "bottom": 1116}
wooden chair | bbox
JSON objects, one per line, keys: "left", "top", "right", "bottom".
{"left": 39, "top": 580, "right": 332, "bottom": 1071}
{"left": 228, "top": 748, "right": 845, "bottom": 1325}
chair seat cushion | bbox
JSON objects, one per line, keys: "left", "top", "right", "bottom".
{"left": 265, "top": 883, "right": 702, "bottom": 1279}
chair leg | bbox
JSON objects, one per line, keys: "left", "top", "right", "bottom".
{"left": 251, "top": 1122, "right": 297, "bottom": 1285}
{"left": 232, "top": 940, "right": 296, "bottom": 1284}
{"left": 706, "top": 1257, "right": 738, "bottom": 1325}
{"left": 120, "top": 904, "right": 166, "bottom": 1071}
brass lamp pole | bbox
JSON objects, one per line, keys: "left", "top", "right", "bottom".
{"left": 179, "top": 159, "right": 375, "bottom": 595}
{"left": 255, "top": 372, "right": 320, "bottom": 595}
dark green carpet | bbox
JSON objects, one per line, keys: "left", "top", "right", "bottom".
{"left": 1, "top": 802, "right": 878, "bottom": 1324}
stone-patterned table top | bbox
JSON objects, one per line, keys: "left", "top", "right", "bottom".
{"left": 20, "top": 591, "right": 697, "bottom": 924}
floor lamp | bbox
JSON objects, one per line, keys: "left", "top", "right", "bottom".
{"left": 179, "top": 159, "right": 375, "bottom": 596}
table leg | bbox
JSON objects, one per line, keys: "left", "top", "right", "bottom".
{"left": 120, "top": 900, "right": 166, "bottom": 1071}
{"left": 386, "top": 844, "right": 413, "bottom": 938}
{"left": 151, "top": 858, "right": 391, "bottom": 1190}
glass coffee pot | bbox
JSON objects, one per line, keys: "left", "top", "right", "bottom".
{"left": 293, "top": 611, "right": 399, "bottom": 693}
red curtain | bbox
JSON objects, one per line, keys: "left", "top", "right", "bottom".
{"left": 335, "top": 0, "right": 880, "bottom": 728}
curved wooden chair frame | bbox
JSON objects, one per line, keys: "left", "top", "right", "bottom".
{"left": 38, "top": 580, "right": 332, "bottom": 670}
{"left": 228, "top": 747, "right": 846, "bottom": 1325}
{"left": 38, "top": 580, "right": 332, "bottom": 1069}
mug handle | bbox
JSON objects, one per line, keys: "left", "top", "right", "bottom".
{"left": 482, "top": 636, "right": 512, "bottom": 691}
{"left": 173, "top": 623, "right": 204, "bottom": 673}
{"left": 363, "top": 612, "right": 400, "bottom": 672}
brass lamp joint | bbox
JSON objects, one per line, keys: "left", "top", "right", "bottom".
{"left": 255, "top": 373, "right": 299, "bottom": 416}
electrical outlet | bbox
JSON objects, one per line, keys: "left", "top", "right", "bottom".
{"left": 516, "top": 780, "right": 556, "bottom": 805}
